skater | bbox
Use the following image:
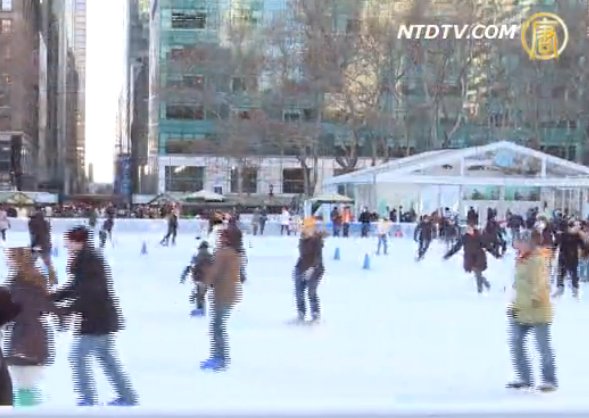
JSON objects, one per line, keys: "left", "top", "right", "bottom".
{"left": 376, "top": 217, "right": 391, "bottom": 255}
{"left": 102, "top": 216, "right": 114, "bottom": 246}
{"left": 160, "top": 208, "right": 178, "bottom": 246}
{"left": 293, "top": 218, "right": 325, "bottom": 323}
{"left": 3, "top": 247, "right": 64, "bottom": 407}
{"left": 442, "top": 218, "right": 460, "bottom": 252}
{"left": 443, "top": 223, "right": 499, "bottom": 293}
{"left": 0, "top": 206, "right": 9, "bottom": 242}
{"left": 180, "top": 241, "right": 213, "bottom": 316}
{"left": 259, "top": 207, "right": 268, "bottom": 236}
{"left": 28, "top": 209, "right": 57, "bottom": 286}
{"left": 553, "top": 220, "right": 588, "bottom": 298}
{"left": 358, "top": 207, "right": 371, "bottom": 238}
{"left": 507, "top": 231, "right": 557, "bottom": 392}
{"left": 51, "top": 226, "right": 138, "bottom": 406}
{"left": 0, "top": 286, "right": 21, "bottom": 406}
{"left": 251, "top": 207, "right": 261, "bottom": 236}
{"left": 414, "top": 215, "right": 433, "bottom": 261}
{"left": 280, "top": 207, "right": 290, "bottom": 236}
{"left": 200, "top": 228, "right": 242, "bottom": 371}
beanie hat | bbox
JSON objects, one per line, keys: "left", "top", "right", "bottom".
{"left": 65, "top": 226, "right": 89, "bottom": 243}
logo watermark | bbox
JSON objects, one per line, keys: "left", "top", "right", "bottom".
{"left": 397, "top": 24, "right": 518, "bottom": 41}
{"left": 521, "top": 12, "right": 568, "bottom": 60}
{"left": 397, "top": 12, "right": 569, "bottom": 61}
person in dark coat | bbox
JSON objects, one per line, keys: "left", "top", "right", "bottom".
{"left": 180, "top": 241, "right": 213, "bottom": 316}
{"left": 414, "top": 215, "right": 434, "bottom": 260}
{"left": 553, "top": 221, "right": 588, "bottom": 298}
{"left": 4, "top": 247, "right": 64, "bottom": 406}
{"left": 358, "top": 208, "right": 371, "bottom": 238}
{"left": 200, "top": 227, "right": 242, "bottom": 372}
{"left": 0, "top": 287, "right": 21, "bottom": 406}
{"left": 28, "top": 210, "right": 57, "bottom": 286}
{"left": 293, "top": 218, "right": 325, "bottom": 322}
{"left": 51, "top": 226, "right": 137, "bottom": 406}
{"left": 160, "top": 209, "right": 178, "bottom": 246}
{"left": 444, "top": 224, "right": 500, "bottom": 293}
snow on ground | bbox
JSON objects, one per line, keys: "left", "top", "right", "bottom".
{"left": 1, "top": 227, "right": 589, "bottom": 413}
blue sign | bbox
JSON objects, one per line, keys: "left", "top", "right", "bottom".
{"left": 115, "top": 154, "right": 133, "bottom": 201}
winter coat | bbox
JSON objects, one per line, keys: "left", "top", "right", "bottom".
{"left": 0, "top": 210, "right": 9, "bottom": 231}
{"left": 204, "top": 247, "right": 241, "bottom": 308}
{"left": 511, "top": 250, "right": 552, "bottom": 325}
{"left": 183, "top": 248, "right": 213, "bottom": 284}
{"left": 445, "top": 230, "right": 494, "bottom": 273}
{"left": 168, "top": 213, "right": 178, "bottom": 230}
{"left": 28, "top": 213, "right": 51, "bottom": 251}
{"left": 358, "top": 211, "right": 371, "bottom": 224}
{"left": 4, "top": 274, "right": 62, "bottom": 366}
{"left": 557, "top": 231, "right": 587, "bottom": 268}
{"left": 376, "top": 219, "right": 391, "bottom": 235}
{"left": 280, "top": 210, "right": 290, "bottom": 226}
{"left": 52, "top": 245, "right": 122, "bottom": 335}
{"left": 296, "top": 233, "right": 324, "bottom": 272}
{"left": 414, "top": 221, "right": 433, "bottom": 242}
{"left": 0, "top": 287, "right": 20, "bottom": 406}
{"left": 103, "top": 217, "right": 114, "bottom": 233}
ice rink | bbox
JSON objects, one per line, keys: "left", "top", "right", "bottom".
{"left": 2, "top": 224, "right": 589, "bottom": 413}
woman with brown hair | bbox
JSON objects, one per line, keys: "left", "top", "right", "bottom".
{"left": 3, "top": 247, "right": 63, "bottom": 407}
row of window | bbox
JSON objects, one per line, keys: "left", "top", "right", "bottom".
{"left": 164, "top": 166, "right": 310, "bottom": 194}
{"left": 163, "top": 103, "right": 313, "bottom": 122}
{"left": 169, "top": 8, "right": 262, "bottom": 30}
{"left": 0, "top": 18, "right": 11, "bottom": 34}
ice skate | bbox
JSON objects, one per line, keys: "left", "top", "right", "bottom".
{"left": 107, "top": 397, "right": 138, "bottom": 406}
{"left": 506, "top": 381, "right": 532, "bottom": 390}
{"left": 536, "top": 383, "right": 557, "bottom": 393}
{"left": 572, "top": 288, "right": 579, "bottom": 299}
{"left": 190, "top": 308, "right": 205, "bottom": 317}
{"left": 552, "top": 286, "right": 564, "bottom": 298}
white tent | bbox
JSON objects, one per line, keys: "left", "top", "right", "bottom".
{"left": 323, "top": 141, "right": 589, "bottom": 217}
{"left": 183, "top": 190, "right": 225, "bottom": 202}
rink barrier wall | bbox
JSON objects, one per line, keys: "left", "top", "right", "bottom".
{"left": 5, "top": 218, "right": 419, "bottom": 238}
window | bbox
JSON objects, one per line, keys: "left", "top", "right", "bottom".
{"left": 282, "top": 168, "right": 306, "bottom": 194}
{"left": 1, "top": 74, "right": 10, "bottom": 85}
{"left": 230, "top": 167, "right": 258, "bottom": 193}
{"left": 283, "top": 110, "right": 301, "bottom": 122}
{"left": 165, "top": 105, "right": 204, "bottom": 120}
{"left": 171, "top": 11, "right": 206, "bottom": 29}
{"left": 233, "top": 109, "right": 251, "bottom": 120}
{"left": 231, "top": 77, "right": 246, "bottom": 93}
{"left": 213, "top": 186, "right": 223, "bottom": 195}
{"left": 0, "top": 19, "right": 12, "bottom": 34}
{"left": 1, "top": 0, "right": 12, "bottom": 11}
{"left": 4, "top": 45, "right": 10, "bottom": 59}
{"left": 183, "top": 75, "right": 204, "bottom": 89}
{"left": 164, "top": 166, "right": 204, "bottom": 192}
{"left": 346, "top": 18, "right": 360, "bottom": 34}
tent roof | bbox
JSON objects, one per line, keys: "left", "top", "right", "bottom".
{"left": 323, "top": 141, "right": 589, "bottom": 188}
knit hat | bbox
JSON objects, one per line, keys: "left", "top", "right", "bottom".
{"left": 65, "top": 226, "right": 90, "bottom": 243}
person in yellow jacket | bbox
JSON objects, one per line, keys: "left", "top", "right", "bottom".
{"left": 506, "top": 230, "right": 557, "bottom": 392}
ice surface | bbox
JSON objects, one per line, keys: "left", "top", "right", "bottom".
{"left": 0, "top": 228, "right": 588, "bottom": 413}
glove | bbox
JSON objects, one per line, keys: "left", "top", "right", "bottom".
{"left": 506, "top": 306, "right": 516, "bottom": 318}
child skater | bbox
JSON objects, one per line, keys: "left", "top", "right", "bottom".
{"left": 180, "top": 241, "right": 213, "bottom": 317}
{"left": 4, "top": 247, "right": 64, "bottom": 407}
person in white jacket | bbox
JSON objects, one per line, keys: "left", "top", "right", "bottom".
{"left": 280, "top": 208, "right": 290, "bottom": 236}
{"left": 376, "top": 217, "right": 391, "bottom": 255}
{"left": 0, "top": 207, "right": 9, "bottom": 242}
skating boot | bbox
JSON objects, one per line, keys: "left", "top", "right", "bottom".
{"left": 506, "top": 381, "right": 532, "bottom": 390}
{"left": 573, "top": 288, "right": 579, "bottom": 299}
{"left": 200, "top": 357, "right": 226, "bottom": 371}
{"left": 107, "top": 397, "right": 138, "bottom": 406}
{"left": 310, "top": 312, "right": 320, "bottom": 324}
{"left": 190, "top": 308, "right": 205, "bottom": 317}
{"left": 14, "top": 389, "right": 41, "bottom": 407}
{"left": 552, "top": 286, "right": 564, "bottom": 298}
{"left": 536, "top": 383, "right": 558, "bottom": 393}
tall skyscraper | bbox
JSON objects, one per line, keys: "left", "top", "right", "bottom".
{"left": 70, "top": 0, "right": 86, "bottom": 192}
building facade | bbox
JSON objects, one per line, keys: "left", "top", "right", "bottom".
{"left": 0, "top": 0, "right": 40, "bottom": 190}
{"left": 118, "top": 0, "right": 150, "bottom": 199}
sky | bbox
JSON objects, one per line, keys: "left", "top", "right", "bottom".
{"left": 85, "top": 0, "right": 127, "bottom": 184}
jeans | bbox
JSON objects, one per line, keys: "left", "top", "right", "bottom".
{"left": 361, "top": 223, "right": 370, "bottom": 237}
{"left": 210, "top": 306, "right": 231, "bottom": 363}
{"left": 343, "top": 223, "right": 350, "bottom": 237}
{"left": 332, "top": 224, "right": 340, "bottom": 237}
{"left": 474, "top": 270, "right": 490, "bottom": 293}
{"left": 417, "top": 239, "right": 431, "bottom": 259}
{"left": 579, "top": 260, "right": 589, "bottom": 281}
{"left": 557, "top": 262, "right": 579, "bottom": 289}
{"left": 69, "top": 335, "right": 137, "bottom": 405}
{"left": 376, "top": 234, "right": 388, "bottom": 255}
{"left": 294, "top": 266, "right": 324, "bottom": 317}
{"left": 509, "top": 320, "right": 557, "bottom": 386}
